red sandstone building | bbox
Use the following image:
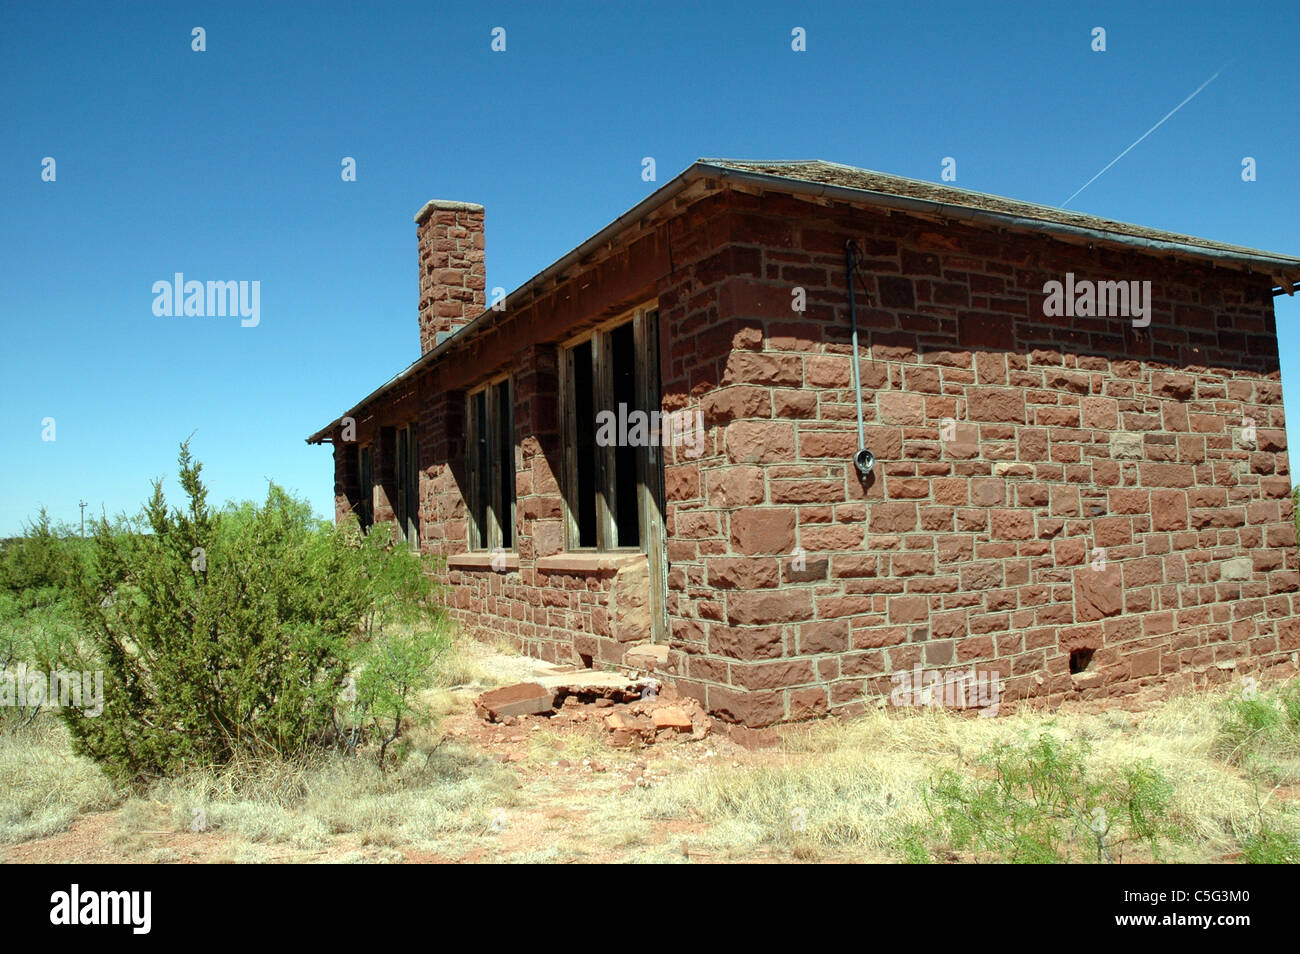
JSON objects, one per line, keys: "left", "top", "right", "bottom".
{"left": 308, "top": 159, "right": 1300, "bottom": 726}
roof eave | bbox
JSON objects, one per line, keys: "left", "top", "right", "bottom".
{"left": 696, "top": 162, "right": 1300, "bottom": 275}
{"left": 306, "top": 160, "right": 1300, "bottom": 444}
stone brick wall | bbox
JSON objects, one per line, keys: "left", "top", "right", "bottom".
{"left": 332, "top": 439, "right": 359, "bottom": 526}
{"left": 436, "top": 338, "right": 653, "bottom": 668}
{"left": 329, "top": 184, "right": 1297, "bottom": 728}
{"left": 653, "top": 189, "right": 1298, "bottom": 725}
{"left": 416, "top": 200, "right": 486, "bottom": 355}
{"left": 330, "top": 196, "right": 691, "bottom": 670}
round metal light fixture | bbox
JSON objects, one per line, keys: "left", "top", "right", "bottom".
{"left": 853, "top": 447, "right": 876, "bottom": 478}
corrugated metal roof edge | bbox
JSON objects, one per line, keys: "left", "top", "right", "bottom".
{"left": 306, "top": 159, "right": 1300, "bottom": 443}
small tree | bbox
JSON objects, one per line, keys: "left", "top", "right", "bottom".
{"left": 58, "top": 442, "right": 441, "bottom": 783}
{"left": 0, "top": 511, "right": 84, "bottom": 732}
{"left": 347, "top": 619, "right": 449, "bottom": 767}
{"left": 0, "top": 509, "right": 76, "bottom": 609}
{"left": 333, "top": 520, "right": 448, "bottom": 766}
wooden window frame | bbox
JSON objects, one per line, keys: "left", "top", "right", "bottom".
{"left": 559, "top": 303, "right": 661, "bottom": 553}
{"left": 357, "top": 443, "right": 374, "bottom": 531}
{"left": 466, "top": 374, "right": 516, "bottom": 552}
{"left": 394, "top": 424, "right": 420, "bottom": 545}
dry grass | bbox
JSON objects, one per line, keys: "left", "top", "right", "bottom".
{"left": 647, "top": 681, "right": 1300, "bottom": 862}
{"left": 427, "top": 626, "right": 539, "bottom": 686}
{"left": 135, "top": 742, "right": 520, "bottom": 854}
{"left": 525, "top": 721, "right": 611, "bottom": 765}
{"left": 428, "top": 627, "right": 499, "bottom": 689}
{"left": 0, "top": 716, "right": 121, "bottom": 842}
{"left": 3, "top": 626, "right": 1297, "bottom": 863}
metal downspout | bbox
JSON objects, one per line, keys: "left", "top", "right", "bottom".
{"left": 845, "top": 240, "right": 875, "bottom": 479}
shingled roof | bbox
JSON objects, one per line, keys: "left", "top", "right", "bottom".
{"left": 702, "top": 158, "right": 1300, "bottom": 271}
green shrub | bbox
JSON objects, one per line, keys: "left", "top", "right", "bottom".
{"left": 56, "top": 441, "right": 443, "bottom": 784}
{"left": 0, "top": 509, "right": 80, "bottom": 611}
{"left": 1215, "top": 681, "right": 1300, "bottom": 784}
{"left": 906, "top": 731, "right": 1178, "bottom": 863}
{"left": 1241, "top": 824, "right": 1300, "bottom": 864}
{"left": 342, "top": 619, "right": 451, "bottom": 767}
{"left": 0, "top": 513, "right": 87, "bottom": 732}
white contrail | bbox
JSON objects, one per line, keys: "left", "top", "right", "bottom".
{"left": 1062, "top": 63, "right": 1230, "bottom": 207}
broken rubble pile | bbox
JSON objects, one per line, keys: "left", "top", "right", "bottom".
{"left": 474, "top": 671, "right": 712, "bottom": 745}
{"left": 474, "top": 670, "right": 648, "bottom": 722}
{"left": 603, "top": 700, "right": 707, "bottom": 746}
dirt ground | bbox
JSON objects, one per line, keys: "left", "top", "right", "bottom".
{"left": 1, "top": 643, "right": 787, "bottom": 864}
{"left": 2, "top": 709, "right": 775, "bottom": 864}
{"left": 3, "top": 639, "right": 1296, "bottom": 864}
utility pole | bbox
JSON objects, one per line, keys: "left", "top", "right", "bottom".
{"left": 79, "top": 500, "right": 87, "bottom": 538}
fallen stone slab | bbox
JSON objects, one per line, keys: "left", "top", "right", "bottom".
{"left": 652, "top": 706, "right": 693, "bottom": 732}
{"left": 625, "top": 644, "right": 669, "bottom": 670}
{"left": 475, "top": 682, "right": 555, "bottom": 722}
{"left": 536, "top": 670, "right": 640, "bottom": 692}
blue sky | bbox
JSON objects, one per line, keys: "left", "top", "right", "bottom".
{"left": 1, "top": 0, "right": 1296, "bottom": 536}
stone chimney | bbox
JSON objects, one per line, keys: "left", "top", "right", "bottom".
{"left": 415, "top": 199, "right": 485, "bottom": 355}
